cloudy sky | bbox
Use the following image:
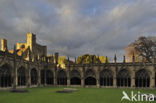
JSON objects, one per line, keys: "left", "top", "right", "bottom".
{"left": 0, "top": 0, "right": 156, "bottom": 61}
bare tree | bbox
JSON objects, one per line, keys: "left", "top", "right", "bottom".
{"left": 133, "top": 36, "right": 156, "bottom": 63}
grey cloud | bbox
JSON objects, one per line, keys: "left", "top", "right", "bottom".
{"left": 0, "top": 0, "right": 156, "bottom": 61}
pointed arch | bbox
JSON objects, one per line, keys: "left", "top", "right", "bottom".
{"left": 41, "top": 69, "right": 54, "bottom": 85}
{"left": 0, "top": 64, "right": 12, "bottom": 87}
{"left": 85, "top": 69, "right": 96, "bottom": 85}
{"left": 135, "top": 69, "right": 150, "bottom": 87}
{"left": 31, "top": 68, "right": 38, "bottom": 85}
{"left": 117, "top": 69, "right": 131, "bottom": 87}
{"left": 46, "top": 69, "right": 53, "bottom": 85}
{"left": 70, "top": 69, "right": 81, "bottom": 85}
{"left": 100, "top": 69, "right": 113, "bottom": 86}
{"left": 18, "top": 66, "right": 26, "bottom": 86}
{"left": 57, "top": 70, "right": 67, "bottom": 85}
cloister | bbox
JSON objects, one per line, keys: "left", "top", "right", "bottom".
{"left": 0, "top": 50, "right": 155, "bottom": 89}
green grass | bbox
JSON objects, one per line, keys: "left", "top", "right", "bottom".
{"left": 0, "top": 87, "right": 156, "bottom": 103}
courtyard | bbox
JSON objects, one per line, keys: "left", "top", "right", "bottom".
{"left": 0, "top": 87, "right": 156, "bottom": 103}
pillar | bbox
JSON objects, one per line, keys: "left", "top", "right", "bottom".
{"left": 67, "top": 78, "right": 70, "bottom": 86}
{"left": 96, "top": 68, "right": 100, "bottom": 88}
{"left": 37, "top": 69, "right": 41, "bottom": 86}
{"left": 13, "top": 67, "right": 18, "bottom": 89}
{"left": 26, "top": 65, "right": 31, "bottom": 87}
{"left": 131, "top": 70, "right": 135, "bottom": 88}
{"left": 113, "top": 77, "right": 117, "bottom": 87}
{"left": 150, "top": 70, "right": 155, "bottom": 88}
{"left": 81, "top": 77, "right": 84, "bottom": 87}
{"left": 96, "top": 77, "right": 100, "bottom": 88}
{"left": 81, "top": 68, "right": 85, "bottom": 87}
{"left": 54, "top": 69, "right": 57, "bottom": 86}
{"left": 44, "top": 68, "right": 46, "bottom": 86}
{"left": 13, "top": 45, "right": 18, "bottom": 89}
{"left": 67, "top": 67, "right": 70, "bottom": 86}
{"left": 113, "top": 68, "right": 117, "bottom": 87}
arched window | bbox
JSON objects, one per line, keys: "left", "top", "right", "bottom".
{"left": 85, "top": 69, "right": 96, "bottom": 85}
{"left": 46, "top": 70, "right": 53, "bottom": 85}
{"left": 70, "top": 70, "right": 81, "bottom": 85}
{"left": 100, "top": 69, "right": 113, "bottom": 86}
{"left": 41, "top": 69, "right": 54, "bottom": 85}
{"left": 135, "top": 69, "right": 150, "bottom": 87}
{"left": 31, "top": 68, "right": 38, "bottom": 85}
{"left": 18, "top": 67, "right": 26, "bottom": 86}
{"left": 57, "top": 70, "right": 67, "bottom": 85}
{"left": 41, "top": 69, "right": 46, "bottom": 85}
{"left": 0, "top": 64, "right": 12, "bottom": 87}
{"left": 117, "top": 69, "right": 131, "bottom": 87}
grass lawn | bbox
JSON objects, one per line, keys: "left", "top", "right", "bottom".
{"left": 0, "top": 87, "right": 156, "bottom": 103}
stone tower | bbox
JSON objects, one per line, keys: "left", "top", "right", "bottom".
{"left": 27, "top": 32, "right": 36, "bottom": 51}
{"left": 1, "top": 38, "right": 7, "bottom": 51}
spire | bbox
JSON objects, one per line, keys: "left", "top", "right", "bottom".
{"left": 97, "top": 55, "right": 101, "bottom": 64}
{"left": 114, "top": 54, "right": 117, "bottom": 63}
{"left": 67, "top": 57, "right": 70, "bottom": 65}
{"left": 106, "top": 56, "right": 108, "bottom": 63}
{"left": 13, "top": 45, "right": 16, "bottom": 55}
{"left": 91, "top": 56, "right": 94, "bottom": 64}
{"left": 55, "top": 52, "right": 59, "bottom": 64}
{"left": 75, "top": 57, "right": 77, "bottom": 64}
{"left": 123, "top": 55, "right": 125, "bottom": 63}
{"left": 132, "top": 52, "right": 135, "bottom": 62}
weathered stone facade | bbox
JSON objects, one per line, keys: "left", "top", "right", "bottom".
{"left": 0, "top": 33, "right": 156, "bottom": 89}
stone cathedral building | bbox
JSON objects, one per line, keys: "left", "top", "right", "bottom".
{"left": 0, "top": 33, "right": 156, "bottom": 89}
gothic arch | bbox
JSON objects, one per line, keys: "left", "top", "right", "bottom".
{"left": 41, "top": 69, "right": 46, "bottom": 85}
{"left": 117, "top": 69, "right": 131, "bottom": 87}
{"left": 57, "top": 70, "right": 67, "bottom": 85}
{"left": 100, "top": 69, "right": 113, "bottom": 86}
{"left": 31, "top": 68, "right": 38, "bottom": 85}
{"left": 41, "top": 69, "right": 54, "bottom": 85}
{"left": 18, "top": 66, "right": 26, "bottom": 86}
{"left": 85, "top": 69, "right": 96, "bottom": 85}
{"left": 135, "top": 69, "right": 150, "bottom": 87}
{"left": 70, "top": 69, "right": 81, "bottom": 85}
{"left": 0, "top": 64, "right": 12, "bottom": 87}
{"left": 46, "top": 69, "right": 53, "bottom": 85}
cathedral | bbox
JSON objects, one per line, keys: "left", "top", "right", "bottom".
{"left": 0, "top": 33, "right": 156, "bottom": 89}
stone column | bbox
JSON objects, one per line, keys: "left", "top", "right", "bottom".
{"left": 113, "top": 77, "right": 117, "bottom": 88}
{"left": 150, "top": 70, "right": 155, "bottom": 88}
{"left": 96, "top": 78, "right": 100, "bottom": 88}
{"left": 81, "top": 77, "right": 84, "bottom": 87}
{"left": 37, "top": 69, "right": 41, "bottom": 86}
{"left": 81, "top": 67, "right": 85, "bottom": 87}
{"left": 113, "top": 67, "right": 117, "bottom": 88}
{"left": 67, "top": 67, "right": 70, "bottom": 86}
{"left": 44, "top": 67, "right": 47, "bottom": 86}
{"left": 13, "top": 66, "right": 18, "bottom": 89}
{"left": 96, "top": 67, "right": 100, "bottom": 88}
{"left": 131, "top": 69, "right": 135, "bottom": 88}
{"left": 26, "top": 64, "right": 31, "bottom": 87}
{"left": 13, "top": 46, "right": 18, "bottom": 89}
{"left": 54, "top": 68, "right": 57, "bottom": 86}
{"left": 67, "top": 78, "right": 70, "bottom": 86}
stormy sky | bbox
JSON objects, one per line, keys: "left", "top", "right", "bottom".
{"left": 0, "top": 0, "right": 156, "bottom": 61}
